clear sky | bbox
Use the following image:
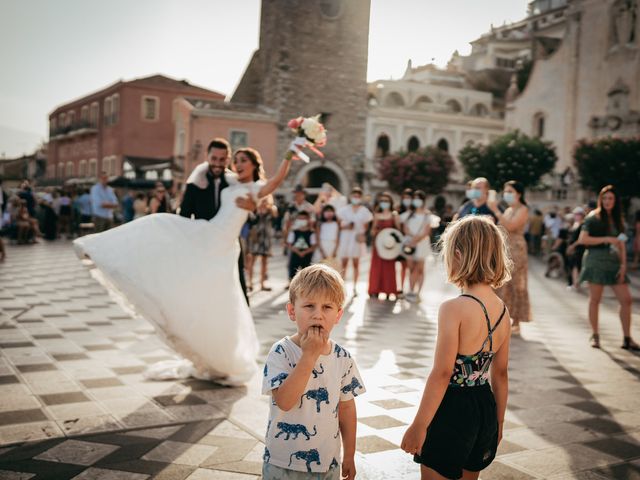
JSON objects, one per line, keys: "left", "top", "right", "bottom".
{"left": 0, "top": 0, "right": 529, "bottom": 157}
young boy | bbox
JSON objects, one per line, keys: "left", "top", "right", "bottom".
{"left": 287, "top": 210, "right": 316, "bottom": 280}
{"left": 262, "top": 264, "right": 365, "bottom": 480}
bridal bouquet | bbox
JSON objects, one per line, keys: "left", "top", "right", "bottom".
{"left": 287, "top": 114, "right": 327, "bottom": 162}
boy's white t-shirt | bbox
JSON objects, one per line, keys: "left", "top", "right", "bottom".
{"left": 262, "top": 336, "right": 366, "bottom": 474}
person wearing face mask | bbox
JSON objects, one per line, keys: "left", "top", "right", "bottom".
{"left": 396, "top": 188, "right": 413, "bottom": 297}
{"left": 368, "top": 192, "right": 399, "bottom": 299}
{"left": 313, "top": 204, "right": 341, "bottom": 267}
{"left": 488, "top": 180, "right": 531, "bottom": 334}
{"left": 337, "top": 187, "right": 374, "bottom": 296}
{"left": 287, "top": 211, "right": 317, "bottom": 283}
{"left": 454, "top": 177, "right": 497, "bottom": 223}
{"left": 401, "top": 190, "right": 438, "bottom": 302}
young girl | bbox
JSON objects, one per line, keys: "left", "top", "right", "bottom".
{"left": 313, "top": 204, "right": 340, "bottom": 267}
{"left": 401, "top": 215, "right": 512, "bottom": 480}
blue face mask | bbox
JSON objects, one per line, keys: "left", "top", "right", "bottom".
{"left": 503, "top": 192, "right": 516, "bottom": 205}
{"left": 379, "top": 201, "right": 391, "bottom": 210}
{"left": 402, "top": 198, "right": 412, "bottom": 207}
{"left": 351, "top": 197, "right": 361, "bottom": 205}
{"left": 466, "top": 189, "right": 481, "bottom": 200}
{"left": 412, "top": 199, "right": 424, "bottom": 208}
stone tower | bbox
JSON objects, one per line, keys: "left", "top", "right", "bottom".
{"left": 232, "top": 0, "right": 371, "bottom": 193}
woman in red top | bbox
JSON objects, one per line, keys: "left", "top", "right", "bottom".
{"left": 368, "top": 191, "right": 399, "bottom": 299}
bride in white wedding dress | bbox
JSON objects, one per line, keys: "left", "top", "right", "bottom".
{"left": 74, "top": 147, "right": 300, "bottom": 385}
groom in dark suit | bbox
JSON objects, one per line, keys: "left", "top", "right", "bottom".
{"left": 179, "top": 138, "right": 255, "bottom": 304}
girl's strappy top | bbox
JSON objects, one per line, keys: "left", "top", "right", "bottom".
{"left": 449, "top": 294, "right": 506, "bottom": 388}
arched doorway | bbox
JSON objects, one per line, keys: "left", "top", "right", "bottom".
{"left": 307, "top": 167, "right": 341, "bottom": 191}
{"left": 376, "top": 133, "right": 390, "bottom": 157}
{"left": 437, "top": 138, "right": 449, "bottom": 152}
{"left": 294, "top": 160, "right": 350, "bottom": 195}
{"left": 407, "top": 136, "right": 420, "bottom": 152}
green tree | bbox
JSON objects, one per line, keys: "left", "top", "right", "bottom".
{"left": 378, "top": 146, "right": 454, "bottom": 194}
{"left": 458, "top": 131, "right": 557, "bottom": 188}
{"left": 573, "top": 137, "right": 640, "bottom": 199}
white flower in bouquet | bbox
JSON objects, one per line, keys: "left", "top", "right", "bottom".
{"left": 287, "top": 114, "right": 328, "bottom": 162}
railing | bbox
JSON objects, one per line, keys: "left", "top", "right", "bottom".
{"left": 50, "top": 121, "right": 98, "bottom": 139}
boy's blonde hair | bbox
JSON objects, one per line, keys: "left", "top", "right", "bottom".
{"left": 289, "top": 264, "right": 346, "bottom": 308}
{"left": 440, "top": 215, "right": 513, "bottom": 288}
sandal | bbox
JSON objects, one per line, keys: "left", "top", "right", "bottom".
{"left": 590, "top": 334, "right": 600, "bottom": 349}
{"left": 622, "top": 336, "right": 640, "bottom": 351}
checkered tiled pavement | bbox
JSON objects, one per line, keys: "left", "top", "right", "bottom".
{"left": 1, "top": 240, "right": 640, "bottom": 479}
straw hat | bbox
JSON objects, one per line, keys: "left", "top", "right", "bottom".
{"left": 375, "top": 228, "right": 405, "bottom": 260}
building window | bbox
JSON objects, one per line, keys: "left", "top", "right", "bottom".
{"left": 376, "top": 133, "right": 391, "bottom": 157}
{"left": 407, "top": 136, "right": 420, "bottom": 152}
{"left": 111, "top": 94, "right": 119, "bottom": 125}
{"left": 413, "top": 95, "right": 433, "bottom": 110}
{"left": 496, "top": 57, "right": 516, "bottom": 68}
{"left": 162, "top": 169, "right": 172, "bottom": 181}
{"left": 49, "top": 118, "right": 56, "bottom": 135}
{"left": 102, "top": 156, "right": 117, "bottom": 176}
{"left": 145, "top": 170, "right": 159, "bottom": 180}
{"left": 67, "top": 111, "right": 75, "bottom": 126}
{"left": 47, "top": 164, "right": 55, "bottom": 179}
{"left": 59, "top": 113, "right": 66, "bottom": 128}
{"left": 79, "top": 159, "right": 87, "bottom": 177}
{"left": 384, "top": 92, "right": 405, "bottom": 108}
{"left": 123, "top": 161, "right": 135, "bottom": 179}
{"left": 80, "top": 106, "right": 89, "bottom": 124}
{"left": 230, "top": 130, "right": 248, "bottom": 151}
{"left": 104, "top": 98, "right": 112, "bottom": 126}
{"left": 437, "top": 138, "right": 449, "bottom": 152}
{"left": 533, "top": 112, "right": 545, "bottom": 138}
{"left": 90, "top": 102, "right": 99, "bottom": 127}
{"left": 89, "top": 158, "right": 97, "bottom": 177}
{"left": 470, "top": 103, "right": 489, "bottom": 117}
{"left": 445, "top": 99, "right": 462, "bottom": 114}
{"left": 66, "top": 161, "right": 74, "bottom": 177}
{"left": 142, "top": 96, "right": 159, "bottom": 121}
{"left": 57, "top": 162, "right": 64, "bottom": 178}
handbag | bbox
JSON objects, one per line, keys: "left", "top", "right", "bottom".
{"left": 355, "top": 233, "right": 366, "bottom": 243}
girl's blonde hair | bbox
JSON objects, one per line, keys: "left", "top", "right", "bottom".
{"left": 440, "top": 215, "right": 512, "bottom": 288}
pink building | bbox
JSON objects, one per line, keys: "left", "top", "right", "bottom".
{"left": 173, "top": 98, "right": 279, "bottom": 185}
{"left": 47, "top": 75, "right": 224, "bottom": 187}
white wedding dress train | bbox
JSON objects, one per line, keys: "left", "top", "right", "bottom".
{"left": 73, "top": 181, "right": 262, "bottom": 385}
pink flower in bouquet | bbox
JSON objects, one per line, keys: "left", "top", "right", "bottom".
{"left": 287, "top": 117, "right": 304, "bottom": 129}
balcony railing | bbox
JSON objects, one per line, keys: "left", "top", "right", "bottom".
{"left": 50, "top": 121, "right": 98, "bottom": 140}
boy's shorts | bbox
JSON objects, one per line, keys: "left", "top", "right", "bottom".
{"left": 414, "top": 383, "right": 499, "bottom": 479}
{"left": 262, "top": 463, "right": 341, "bottom": 480}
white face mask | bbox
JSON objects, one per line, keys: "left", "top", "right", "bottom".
{"left": 379, "top": 201, "right": 391, "bottom": 210}
{"left": 351, "top": 197, "right": 362, "bottom": 205}
{"left": 293, "top": 219, "right": 308, "bottom": 229}
{"left": 412, "top": 199, "right": 424, "bottom": 208}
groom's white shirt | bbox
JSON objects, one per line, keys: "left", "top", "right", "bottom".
{"left": 186, "top": 161, "right": 238, "bottom": 189}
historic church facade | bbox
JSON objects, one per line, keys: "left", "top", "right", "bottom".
{"left": 506, "top": 0, "right": 639, "bottom": 197}
{"left": 232, "top": 0, "right": 371, "bottom": 194}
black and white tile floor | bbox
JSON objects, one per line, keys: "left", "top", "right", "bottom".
{"left": 1, "top": 240, "right": 639, "bottom": 479}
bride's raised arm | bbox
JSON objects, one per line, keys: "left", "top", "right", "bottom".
{"left": 257, "top": 151, "right": 297, "bottom": 198}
